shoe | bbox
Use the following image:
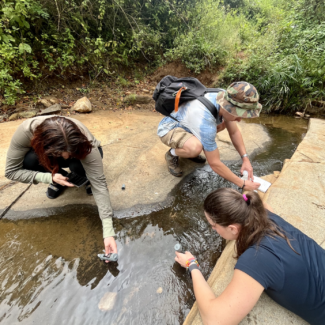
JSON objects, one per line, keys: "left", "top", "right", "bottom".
{"left": 165, "top": 150, "right": 183, "bottom": 177}
{"left": 187, "top": 155, "right": 206, "bottom": 164}
{"left": 85, "top": 181, "right": 93, "bottom": 196}
{"left": 46, "top": 183, "right": 64, "bottom": 199}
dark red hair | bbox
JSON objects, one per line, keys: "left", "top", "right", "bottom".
{"left": 31, "top": 117, "right": 92, "bottom": 174}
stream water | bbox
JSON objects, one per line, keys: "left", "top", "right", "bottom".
{"left": 0, "top": 116, "right": 308, "bottom": 325}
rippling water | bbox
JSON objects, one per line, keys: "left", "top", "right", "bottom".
{"left": 0, "top": 116, "right": 307, "bottom": 325}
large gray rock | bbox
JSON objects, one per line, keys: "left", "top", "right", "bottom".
{"left": 72, "top": 97, "right": 92, "bottom": 113}
{"left": 37, "top": 104, "right": 62, "bottom": 116}
{"left": 124, "top": 94, "right": 152, "bottom": 105}
{"left": 0, "top": 111, "right": 270, "bottom": 216}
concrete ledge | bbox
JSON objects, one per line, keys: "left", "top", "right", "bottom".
{"left": 184, "top": 118, "right": 325, "bottom": 325}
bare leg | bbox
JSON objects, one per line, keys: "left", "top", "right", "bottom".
{"left": 175, "top": 136, "right": 203, "bottom": 158}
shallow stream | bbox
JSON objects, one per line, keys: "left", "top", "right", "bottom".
{"left": 0, "top": 116, "right": 308, "bottom": 325}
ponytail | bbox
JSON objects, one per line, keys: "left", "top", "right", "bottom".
{"left": 204, "top": 188, "right": 297, "bottom": 258}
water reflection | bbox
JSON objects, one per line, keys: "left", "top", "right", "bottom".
{"left": 0, "top": 116, "right": 307, "bottom": 324}
{"left": 0, "top": 171, "right": 224, "bottom": 325}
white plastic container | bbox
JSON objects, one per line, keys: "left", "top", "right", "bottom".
{"left": 242, "top": 171, "right": 271, "bottom": 193}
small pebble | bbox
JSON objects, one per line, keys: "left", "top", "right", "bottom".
{"left": 156, "top": 287, "right": 163, "bottom": 294}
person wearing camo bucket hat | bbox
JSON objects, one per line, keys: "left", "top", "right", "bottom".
{"left": 157, "top": 80, "right": 263, "bottom": 191}
{"left": 217, "top": 81, "right": 262, "bottom": 118}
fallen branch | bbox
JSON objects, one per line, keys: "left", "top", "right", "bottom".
{"left": 0, "top": 184, "right": 32, "bottom": 220}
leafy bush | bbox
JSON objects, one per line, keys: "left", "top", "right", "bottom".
{"left": 166, "top": 0, "right": 245, "bottom": 73}
{"left": 0, "top": 0, "right": 324, "bottom": 112}
{"left": 0, "top": 0, "right": 195, "bottom": 104}
{"left": 0, "top": 0, "right": 48, "bottom": 104}
{"left": 218, "top": 0, "right": 325, "bottom": 112}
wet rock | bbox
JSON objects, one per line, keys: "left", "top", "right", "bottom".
{"left": 295, "top": 112, "right": 304, "bottom": 117}
{"left": 72, "top": 97, "right": 92, "bottom": 113}
{"left": 9, "top": 111, "right": 37, "bottom": 121}
{"left": 39, "top": 99, "right": 52, "bottom": 108}
{"left": 124, "top": 94, "right": 152, "bottom": 105}
{"left": 98, "top": 292, "right": 117, "bottom": 311}
{"left": 37, "top": 104, "right": 62, "bottom": 116}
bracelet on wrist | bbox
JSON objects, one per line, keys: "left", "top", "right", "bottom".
{"left": 241, "top": 153, "right": 248, "bottom": 159}
{"left": 187, "top": 260, "right": 199, "bottom": 269}
{"left": 188, "top": 263, "right": 200, "bottom": 273}
{"left": 185, "top": 258, "right": 196, "bottom": 268}
{"left": 240, "top": 179, "right": 245, "bottom": 191}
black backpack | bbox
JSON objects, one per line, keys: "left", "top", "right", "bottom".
{"left": 152, "top": 75, "right": 223, "bottom": 120}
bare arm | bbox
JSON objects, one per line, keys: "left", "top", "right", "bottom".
{"left": 204, "top": 149, "right": 260, "bottom": 191}
{"left": 225, "top": 120, "right": 246, "bottom": 156}
{"left": 193, "top": 269, "right": 264, "bottom": 325}
{"left": 263, "top": 202, "right": 274, "bottom": 212}
{"left": 225, "top": 121, "right": 254, "bottom": 180}
{"left": 175, "top": 252, "right": 264, "bottom": 325}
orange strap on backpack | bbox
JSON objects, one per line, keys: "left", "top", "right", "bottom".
{"left": 174, "top": 87, "right": 187, "bottom": 112}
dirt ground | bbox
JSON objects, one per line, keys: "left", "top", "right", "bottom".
{"left": 1, "top": 61, "right": 324, "bottom": 123}
{"left": 0, "top": 62, "right": 224, "bottom": 123}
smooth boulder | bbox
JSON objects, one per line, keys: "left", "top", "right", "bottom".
{"left": 72, "top": 97, "right": 92, "bottom": 113}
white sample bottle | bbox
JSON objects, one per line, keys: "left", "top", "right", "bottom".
{"left": 241, "top": 170, "right": 271, "bottom": 193}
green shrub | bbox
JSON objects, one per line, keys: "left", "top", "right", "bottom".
{"left": 165, "top": 0, "right": 246, "bottom": 73}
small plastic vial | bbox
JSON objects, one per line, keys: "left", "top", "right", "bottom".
{"left": 174, "top": 243, "right": 182, "bottom": 252}
{"left": 242, "top": 170, "right": 248, "bottom": 180}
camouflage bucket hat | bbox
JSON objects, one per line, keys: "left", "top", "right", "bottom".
{"left": 216, "top": 81, "right": 262, "bottom": 118}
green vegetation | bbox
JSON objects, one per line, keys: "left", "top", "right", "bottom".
{"left": 0, "top": 0, "right": 324, "bottom": 111}
{"left": 168, "top": 0, "right": 325, "bottom": 112}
